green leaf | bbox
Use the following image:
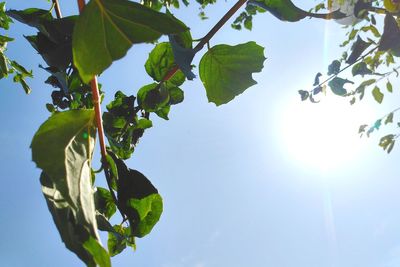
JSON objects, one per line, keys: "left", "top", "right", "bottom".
{"left": 95, "top": 187, "right": 116, "bottom": 219}
{"left": 72, "top": 0, "right": 187, "bottom": 83}
{"left": 379, "top": 134, "right": 396, "bottom": 153}
{"left": 247, "top": 0, "right": 345, "bottom": 22}
{"left": 0, "top": 3, "right": 13, "bottom": 30}
{"left": 10, "top": 60, "right": 32, "bottom": 77}
{"left": 360, "top": 25, "right": 381, "bottom": 38}
{"left": 96, "top": 212, "right": 115, "bottom": 232}
{"left": 168, "top": 87, "right": 184, "bottom": 105}
{"left": 355, "top": 79, "right": 375, "bottom": 100}
{"left": 328, "top": 77, "right": 353, "bottom": 96}
{"left": 385, "top": 112, "right": 394, "bottom": 125}
{"left": 386, "top": 81, "right": 393, "bottom": 93}
{"left": 40, "top": 172, "right": 102, "bottom": 266}
{"left": 25, "top": 22, "right": 73, "bottom": 70}
{"left": 31, "top": 110, "right": 96, "bottom": 210}
{"left": 110, "top": 153, "right": 163, "bottom": 238}
{"left": 104, "top": 154, "right": 118, "bottom": 190}
{"left": 137, "top": 118, "right": 153, "bottom": 129}
{"left": 145, "top": 42, "right": 185, "bottom": 86}
{"left": 6, "top": 8, "right": 52, "bottom": 31}
{"left": 372, "top": 86, "right": 384, "bottom": 103}
{"left": 155, "top": 105, "right": 170, "bottom": 120}
{"left": 127, "top": 194, "right": 163, "bottom": 238}
{"left": 137, "top": 83, "right": 170, "bottom": 112}
{"left": 352, "top": 62, "right": 372, "bottom": 77}
{"left": 0, "top": 51, "right": 8, "bottom": 78}
{"left": 83, "top": 236, "right": 111, "bottom": 267}
{"left": 0, "top": 35, "right": 13, "bottom": 43}
{"left": 199, "top": 41, "right": 266, "bottom": 106}
{"left": 107, "top": 225, "right": 131, "bottom": 257}
{"left": 13, "top": 73, "right": 31, "bottom": 94}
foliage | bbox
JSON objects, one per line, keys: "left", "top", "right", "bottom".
{"left": 1, "top": 0, "right": 400, "bottom": 265}
{"left": 292, "top": 0, "right": 400, "bottom": 154}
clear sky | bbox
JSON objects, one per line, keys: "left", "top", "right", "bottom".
{"left": 1, "top": 1, "right": 400, "bottom": 267}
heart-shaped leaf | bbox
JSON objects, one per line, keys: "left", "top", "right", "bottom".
{"left": 199, "top": 41, "right": 266, "bottom": 106}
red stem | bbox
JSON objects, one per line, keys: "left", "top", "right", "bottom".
{"left": 90, "top": 77, "right": 108, "bottom": 158}
{"left": 77, "top": 0, "right": 86, "bottom": 12}
{"left": 76, "top": 0, "right": 107, "bottom": 159}
{"left": 52, "top": 0, "right": 63, "bottom": 18}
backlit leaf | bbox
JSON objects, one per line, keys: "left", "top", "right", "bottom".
{"left": 73, "top": 0, "right": 187, "bottom": 83}
{"left": 31, "top": 110, "right": 96, "bottom": 210}
{"left": 372, "top": 86, "right": 384, "bottom": 103}
{"left": 199, "top": 41, "right": 266, "bottom": 106}
{"left": 145, "top": 42, "right": 185, "bottom": 86}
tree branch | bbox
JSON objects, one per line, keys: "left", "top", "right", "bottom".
{"left": 311, "top": 45, "right": 379, "bottom": 91}
{"left": 76, "top": 0, "right": 120, "bottom": 212}
{"left": 160, "top": 0, "right": 248, "bottom": 83}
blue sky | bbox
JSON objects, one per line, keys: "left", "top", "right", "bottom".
{"left": 1, "top": 0, "right": 400, "bottom": 266}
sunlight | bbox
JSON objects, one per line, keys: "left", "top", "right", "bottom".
{"left": 280, "top": 96, "right": 375, "bottom": 173}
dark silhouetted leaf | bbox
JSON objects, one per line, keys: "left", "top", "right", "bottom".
{"left": 137, "top": 83, "right": 170, "bottom": 112}
{"left": 110, "top": 153, "right": 163, "bottom": 238}
{"left": 328, "top": 77, "right": 353, "bottom": 96}
{"left": 298, "top": 90, "right": 309, "bottom": 101}
{"left": 352, "top": 62, "right": 372, "bottom": 76}
{"left": 379, "top": 14, "right": 400, "bottom": 52}
{"left": 346, "top": 36, "right": 370, "bottom": 64}
{"left": 168, "top": 34, "right": 196, "bottom": 79}
{"left": 327, "top": 60, "right": 341, "bottom": 75}
{"left": 313, "top": 72, "right": 322, "bottom": 86}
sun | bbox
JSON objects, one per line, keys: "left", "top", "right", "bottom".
{"left": 279, "top": 95, "right": 375, "bottom": 173}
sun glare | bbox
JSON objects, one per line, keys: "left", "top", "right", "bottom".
{"left": 280, "top": 96, "right": 375, "bottom": 173}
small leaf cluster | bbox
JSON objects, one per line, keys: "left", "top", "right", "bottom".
{"left": 0, "top": 3, "right": 32, "bottom": 93}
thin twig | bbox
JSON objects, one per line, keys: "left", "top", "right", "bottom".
{"left": 312, "top": 45, "right": 379, "bottom": 91}
{"left": 52, "top": 0, "right": 62, "bottom": 19}
{"left": 90, "top": 77, "right": 108, "bottom": 159}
